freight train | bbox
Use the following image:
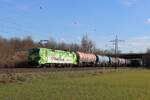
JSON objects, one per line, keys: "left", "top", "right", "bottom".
{"left": 28, "top": 48, "right": 131, "bottom": 67}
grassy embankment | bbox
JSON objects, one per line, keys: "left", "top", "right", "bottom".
{"left": 0, "top": 69, "right": 150, "bottom": 100}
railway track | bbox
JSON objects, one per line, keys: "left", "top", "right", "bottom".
{"left": 0, "top": 67, "right": 133, "bottom": 74}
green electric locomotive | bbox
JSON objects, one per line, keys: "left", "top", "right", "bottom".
{"left": 28, "top": 48, "right": 77, "bottom": 67}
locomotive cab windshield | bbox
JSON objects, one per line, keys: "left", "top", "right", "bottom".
{"left": 28, "top": 48, "right": 40, "bottom": 65}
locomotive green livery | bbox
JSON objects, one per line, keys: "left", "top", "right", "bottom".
{"left": 28, "top": 48, "right": 77, "bottom": 65}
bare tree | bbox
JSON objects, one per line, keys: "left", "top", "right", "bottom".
{"left": 81, "top": 34, "right": 95, "bottom": 53}
{"left": 0, "top": 36, "right": 35, "bottom": 68}
{"left": 70, "top": 43, "right": 80, "bottom": 52}
{"left": 47, "top": 38, "right": 58, "bottom": 49}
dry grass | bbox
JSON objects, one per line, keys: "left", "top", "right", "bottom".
{"left": 0, "top": 69, "right": 150, "bottom": 100}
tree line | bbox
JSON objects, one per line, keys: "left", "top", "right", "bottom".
{"left": 0, "top": 35, "right": 112, "bottom": 68}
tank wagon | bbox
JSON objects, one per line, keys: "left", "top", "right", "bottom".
{"left": 96, "top": 55, "right": 110, "bottom": 67}
{"left": 28, "top": 48, "right": 130, "bottom": 67}
{"left": 76, "top": 51, "right": 96, "bottom": 67}
{"left": 109, "top": 57, "right": 117, "bottom": 67}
